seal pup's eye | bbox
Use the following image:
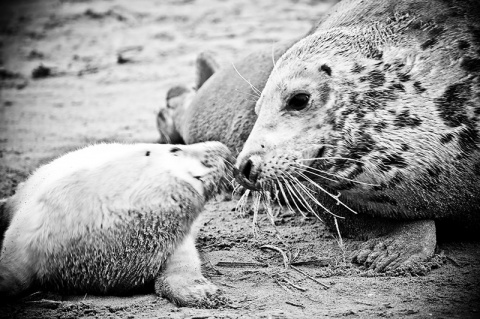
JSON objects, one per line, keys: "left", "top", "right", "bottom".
{"left": 287, "top": 93, "right": 310, "bottom": 111}
{"left": 145, "top": 151, "right": 151, "bottom": 156}
{"left": 170, "top": 147, "right": 181, "bottom": 154}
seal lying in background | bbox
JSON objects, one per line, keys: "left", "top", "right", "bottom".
{"left": 159, "top": 0, "right": 480, "bottom": 272}
{"left": 0, "top": 142, "right": 232, "bottom": 307}
{"left": 157, "top": 40, "right": 300, "bottom": 154}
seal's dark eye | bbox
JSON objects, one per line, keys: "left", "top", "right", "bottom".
{"left": 170, "top": 147, "right": 181, "bottom": 154}
{"left": 145, "top": 151, "right": 150, "bottom": 156}
{"left": 287, "top": 93, "right": 310, "bottom": 111}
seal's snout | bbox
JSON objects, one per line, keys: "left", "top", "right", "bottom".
{"left": 235, "top": 155, "right": 262, "bottom": 190}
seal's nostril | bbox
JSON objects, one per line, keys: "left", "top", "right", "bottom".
{"left": 235, "top": 156, "right": 261, "bottom": 190}
{"left": 316, "top": 146, "right": 326, "bottom": 158}
{"left": 243, "top": 159, "right": 253, "bottom": 181}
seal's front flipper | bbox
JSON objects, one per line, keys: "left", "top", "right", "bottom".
{"left": 158, "top": 51, "right": 223, "bottom": 145}
{"left": 157, "top": 85, "right": 193, "bottom": 144}
{"left": 195, "top": 51, "right": 221, "bottom": 89}
{"left": 155, "top": 233, "right": 223, "bottom": 307}
{"left": 351, "top": 219, "right": 437, "bottom": 272}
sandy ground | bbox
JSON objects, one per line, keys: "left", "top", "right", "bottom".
{"left": 1, "top": 0, "right": 480, "bottom": 318}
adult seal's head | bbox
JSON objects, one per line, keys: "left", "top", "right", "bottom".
{"left": 236, "top": 0, "right": 480, "bottom": 271}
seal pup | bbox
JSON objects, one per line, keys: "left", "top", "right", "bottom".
{"left": 0, "top": 142, "right": 232, "bottom": 307}
{"left": 235, "top": 0, "right": 480, "bottom": 271}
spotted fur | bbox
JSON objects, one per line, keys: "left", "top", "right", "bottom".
{"left": 237, "top": 0, "right": 480, "bottom": 223}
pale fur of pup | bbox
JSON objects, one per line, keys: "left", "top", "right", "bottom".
{"left": 0, "top": 142, "right": 231, "bottom": 307}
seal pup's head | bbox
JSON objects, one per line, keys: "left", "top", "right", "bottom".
{"left": 8, "top": 141, "right": 233, "bottom": 237}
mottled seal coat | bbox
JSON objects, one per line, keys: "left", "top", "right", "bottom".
{"left": 235, "top": 0, "right": 480, "bottom": 270}
{"left": 159, "top": 0, "right": 480, "bottom": 272}
{"left": 0, "top": 142, "right": 232, "bottom": 306}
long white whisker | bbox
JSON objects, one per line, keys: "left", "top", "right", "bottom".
{"left": 275, "top": 176, "right": 296, "bottom": 214}
{"left": 261, "top": 190, "right": 288, "bottom": 245}
{"left": 232, "top": 63, "right": 262, "bottom": 96}
{"left": 298, "top": 157, "right": 368, "bottom": 165}
{"left": 231, "top": 182, "right": 242, "bottom": 197}
{"left": 296, "top": 163, "right": 380, "bottom": 186}
{"left": 284, "top": 175, "right": 323, "bottom": 222}
{"left": 235, "top": 189, "right": 251, "bottom": 215}
{"left": 284, "top": 172, "right": 341, "bottom": 220}
{"left": 296, "top": 171, "right": 357, "bottom": 215}
{"left": 279, "top": 174, "right": 320, "bottom": 220}
{"left": 271, "top": 40, "right": 277, "bottom": 69}
{"left": 270, "top": 41, "right": 282, "bottom": 91}
{"left": 293, "top": 166, "right": 338, "bottom": 183}
{"left": 307, "top": 143, "right": 337, "bottom": 148}
{"left": 282, "top": 179, "right": 307, "bottom": 218}
{"left": 234, "top": 88, "right": 261, "bottom": 100}
{"left": 251, "top": 190, "right": 262, "bottom": 237}
{"left": 334, "top": 217, "right": 344, "bottom": 252}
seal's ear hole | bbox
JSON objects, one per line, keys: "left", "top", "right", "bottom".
{"left": 319, "top": 64, "right": 332, "bottom": 76}
{"left": 170, "top": 147, "right": 182, "bottom": 154}
{"left": 287, "top": 93, "right": 310, "bottom": 111}
{"left": 145, "top": 151, "right": 151, "bottom": 156}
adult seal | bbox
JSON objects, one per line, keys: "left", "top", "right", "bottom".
{"left": 235, "top": 0, "right": 480, "bottom": 271}
{"left": 0, "top": 142, "right": 232, "bottom": 307}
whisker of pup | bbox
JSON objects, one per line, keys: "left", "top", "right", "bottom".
{"left": 295, "top": 171, "right": 358, "bottom": 215}
{"left": 232, "top": 63, "right": 262, "bottom": 97}
{"left": 296, "top": 163, "right": 380, "bottom": 187}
